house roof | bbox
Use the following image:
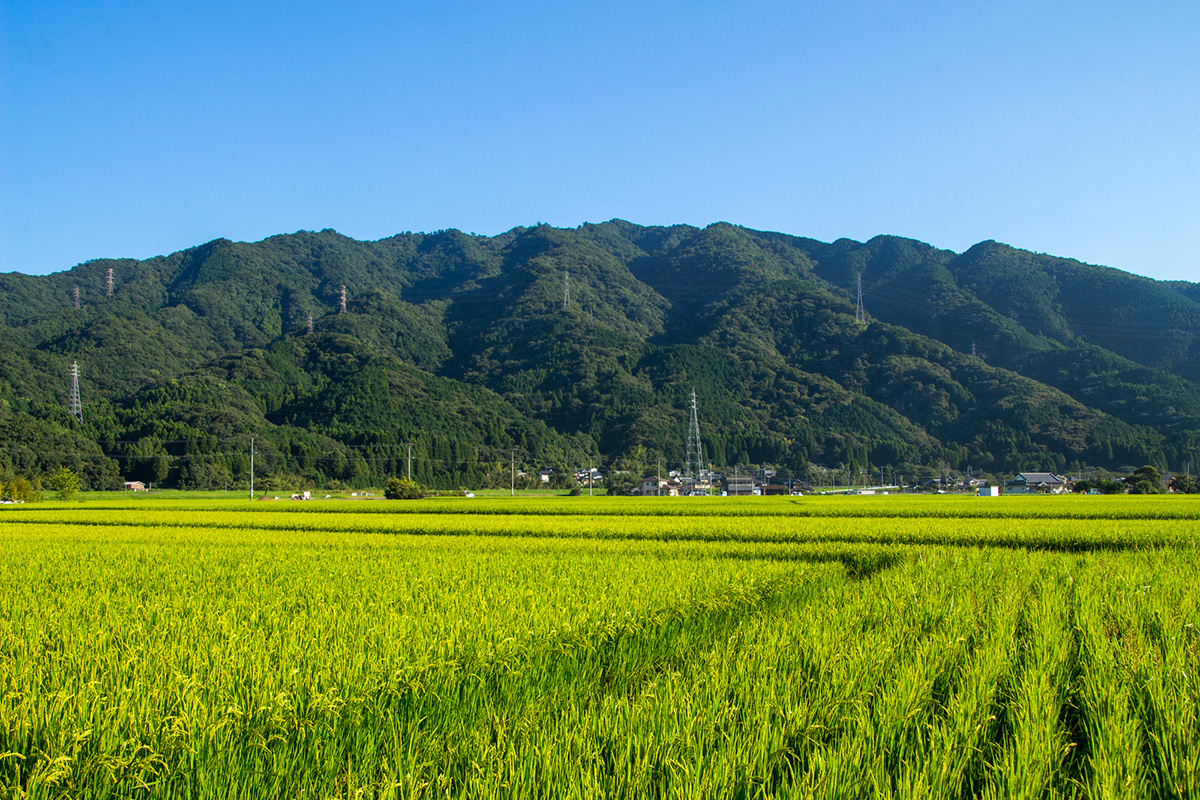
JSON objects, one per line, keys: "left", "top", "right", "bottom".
{"left": 1010, "top": 472, "right": 1067, "bottom": 484}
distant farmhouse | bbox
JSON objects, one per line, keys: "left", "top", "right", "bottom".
{"left": 723, "top": 475, "right": 756, "bottom": 495}
{"left": 575, "top": 468, "right": 603, "bottom": 486}
{"left": 1005, "top": 472, "right": 1070, "bottom": 494}
{"left": 638, "top": 476, "right": 682, "bottom": 496}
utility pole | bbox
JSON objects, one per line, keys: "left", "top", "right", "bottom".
{"left": 657, "top": 457, "right": 662, "bottom": 496}
{"left": 73, "top": 286, "right": 80, "bottom": 309}
{"left": 68, "top": 361, "right": 83, "bottom": 424}
{"left": 589, "top": 460, "right": 593, "bottom": 497}
{"left": 406, "top": 442, "right": 413, "bottom": 481}
{"left": 250, "top": 435, "right": 255, "bottom": 499}
{"left": 105, "top": 267, "right": 114, "bottom": 299}
{"left": 339, "top": 285, "right": 347, "bottom": 314}
{"left": 510, "top": 449, "right": 517, "bottom": 496}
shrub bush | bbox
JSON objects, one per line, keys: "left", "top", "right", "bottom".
{"left": 385, "top": 476, "right": 425, "bottom": 499}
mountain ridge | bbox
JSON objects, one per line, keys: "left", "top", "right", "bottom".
{"left": 1, "top": 220, "right": 1196, "bottom": 489}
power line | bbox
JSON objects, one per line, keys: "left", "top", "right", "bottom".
{"left": 863, "top": 280, "right": 1199, "bottom": 342}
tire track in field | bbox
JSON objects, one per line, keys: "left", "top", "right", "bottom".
{"left": 5, "top": 511, "right": 1195, "bottom": 553}
{"left": 360, "top": 563, "right": 856, "bottom": 793}
{"left": 21, "top": 500, "right": 1200, "bottom": 521}
{"left": 401, "top": 552, "right": 907, "bottom": 794}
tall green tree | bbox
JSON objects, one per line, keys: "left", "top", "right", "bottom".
{"left": 1124, "top": 465, "right": 1163, "bottom": 494}
{"left": 46, "top": 466, "right": 79, "bottom": 501}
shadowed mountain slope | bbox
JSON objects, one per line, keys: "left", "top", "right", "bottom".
{"left": 1, "top": 221, "right": 1195, "bottom": 488}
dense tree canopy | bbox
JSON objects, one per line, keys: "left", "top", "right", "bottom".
{"left": 1, "top": 221, "right": 1198, "bottom": 489}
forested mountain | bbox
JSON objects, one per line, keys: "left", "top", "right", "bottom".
{"left": 2, "top": 220, "right": 1197, "bottom": 489}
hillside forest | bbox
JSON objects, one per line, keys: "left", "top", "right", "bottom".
{"left": 2, "top": 220, "right": 1198, "bottom": 490}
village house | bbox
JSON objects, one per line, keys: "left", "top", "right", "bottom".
{"left": 639, "top": 476, "right": 669, "bottom": 496}
{"left": 575, "top": 468, "right": 603, "bottom": 485}
{"left": 723, "top": 475, "right": 757, "bottom": 495}
{"left": 1005, "top": 472, "right": 1070, "bottom": 494}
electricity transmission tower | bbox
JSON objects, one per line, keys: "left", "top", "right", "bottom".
{"left": 684, "top": 388, "right": 705, "bottom": 486}
{"left": 855, "top": 271, "right": 864, "bottom": 324}
{"left": 564, "top": 270, "right": 571, "bottom": 310}
{"left": 307, "top": 314, "right": 314, "bottom": 334}
{"left": 105, "top": 268, "right": 114, "bottom": 299}
{"left": 339, "top": 285, "right": 347, "bottom": 313}
{"left": 73, "top": 286, "right": 80, "bottom": 309}
{"left": 68, "top": 361, "right": 83, "bottom": 423}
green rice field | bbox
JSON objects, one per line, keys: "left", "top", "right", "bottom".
{"left": 2, "top": 495, "right": 1198, "bottom": 798}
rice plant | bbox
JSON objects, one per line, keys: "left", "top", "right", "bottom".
{"left": 1, "top": 498, "right": 1197, "bottom": 797}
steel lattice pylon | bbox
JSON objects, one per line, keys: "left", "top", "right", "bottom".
{"left": 684, "top": 387, "right": 704, "bottom": 485}
{"left": 68, "top": 361, "right": 83, "bottom": 424}
{"left": 855, "top": 270, "right": 864, "bottom": 323}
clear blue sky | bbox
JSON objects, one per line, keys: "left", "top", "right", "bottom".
{"left": 3, "top": 1, "right": 1198, "bottom": 280}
